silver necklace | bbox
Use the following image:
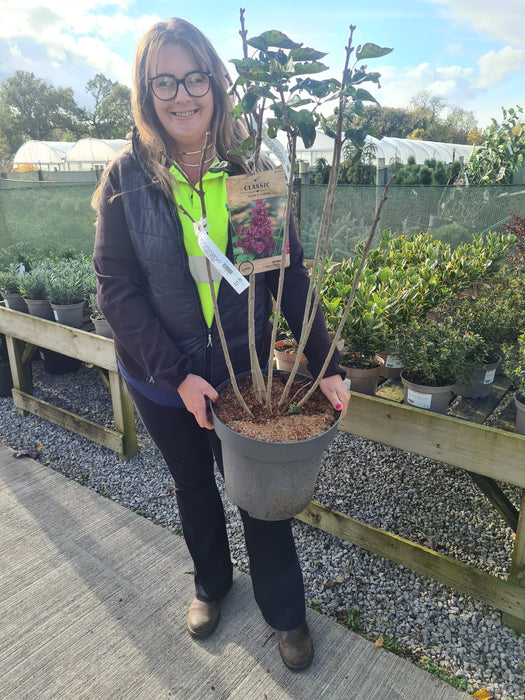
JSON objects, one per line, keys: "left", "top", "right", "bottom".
{"left": 176, "top": 145, "right": 214, "bottom": 156}
{"left": 177, "top": 154, "right": 215, "bottom": 167}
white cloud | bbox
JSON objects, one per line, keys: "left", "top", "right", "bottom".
{"left": 0, "top": 0, "right": 160, "bottom": 101}
{"left": 424, "top": 0, "right": 525, "bottom": 48}
{"left": 373, "top": 61, "right": 478, "bottom": 109}
{"left": 476, "top": 46, "right": 525, "bottom": 88}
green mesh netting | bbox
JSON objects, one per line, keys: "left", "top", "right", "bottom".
{"left": 299, "top": 184, "right": 525, "bottom": 260}
{"left": 1, "top": 178, "right": 524, "bottom": 267}
{"left": 0, "top": 178, "right": 97, "bottom": 266}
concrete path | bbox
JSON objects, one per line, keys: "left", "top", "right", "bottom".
{"left": 0, "top": 445, "right": 470, "bottom": 699}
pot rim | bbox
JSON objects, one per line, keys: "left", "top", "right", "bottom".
{"left": 211, "top": 369, "right": 341, "bottom": 447}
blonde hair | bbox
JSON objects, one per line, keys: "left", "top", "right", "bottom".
{"left": 93, "top": 17, "right": 250, "bottom": 208}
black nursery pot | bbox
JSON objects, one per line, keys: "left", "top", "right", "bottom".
{"left": 0, "top": 362, "right": 13, "bottom": 397}
{"left": 41, "top": 349, "right": 82, "bottom": 375}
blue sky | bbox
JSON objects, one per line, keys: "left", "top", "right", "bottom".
{"left": 0, "top": 0, "right": 524, "bottom": 130}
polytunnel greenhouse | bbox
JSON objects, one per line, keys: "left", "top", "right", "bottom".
{"left": 12, "top": 141, "right": 75, "bottom": 171}
{"left": 12, "top": 138, "right": 129, "bottom": 172}
{"left": 285, "top": 132, "right": 474, "bottom": 167}
{"left": 65, "top": 138, "right": 129, "bottom": 170}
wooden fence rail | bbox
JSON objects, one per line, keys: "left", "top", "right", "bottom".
{"left": 1, "top": 303, "right": 524, "bottom": 630}
{"left": 0, "top": 305, "right": 137, "bottom": 460}
{"left": 297, "top": 393, "right": 525, "bottom": 632}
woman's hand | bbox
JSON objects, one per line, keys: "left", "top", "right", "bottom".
{"left": 319, "top": 374, "right": 350, "bottom": 418}
{"left": 178, "top": 373, "right": 219, "bottom": 430}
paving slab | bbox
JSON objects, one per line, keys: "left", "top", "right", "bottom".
{"left": 0, "top": 445, "right": 470, "bottom": 699}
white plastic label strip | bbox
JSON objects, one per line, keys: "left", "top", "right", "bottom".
{"left": 193, "top": 219, "right": 249, "bottom": 294}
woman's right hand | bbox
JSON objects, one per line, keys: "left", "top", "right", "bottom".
{"left": 178, "top": 373, "right": 219, "bottom": 430}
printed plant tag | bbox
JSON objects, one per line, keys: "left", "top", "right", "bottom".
{"left": 226, "top": 169, "right": 289, "bottom": 274}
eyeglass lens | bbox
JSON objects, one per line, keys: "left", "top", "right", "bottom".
{"left": 150, "top": 71, "right": 210, "bottom": 100}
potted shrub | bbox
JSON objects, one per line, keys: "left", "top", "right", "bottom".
{"left": 89, "top": 293, "right": 113, "bottom": 339}
{"left": 443, "top": 283, "right": 517, "bottom": 398}
{"left": 322, "top": 265, "right": 390, "bottom": 395}
{"left": 0, "top": 333, "right": 13, "bottom": 397}
{"left": 44, "top": 259, "right": 87, "bottom": 328}
{"left": 394, "top": 317, "right": 486, "bottom": 414}
{"left": 19, "top": 262, "right": 54, "bottom": 320}
{"left": 207, "top": 16, "right": 393, "bottom": 519}
{"left": 502, "top": 333, "right": 525, "bottom": 435}
{"left": 0, "top": 263, "right": 28, "bottom": 313}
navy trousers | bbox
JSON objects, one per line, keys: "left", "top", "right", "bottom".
{"left": 125, "top": 384, "right": 306, "bottom": 631}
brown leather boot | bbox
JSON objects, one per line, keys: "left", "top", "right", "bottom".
{"left": 186, "top": 597, "right": 222, "bottom": 639}
{"left": 278, "top": 622, "right": 314, "bottom": 671}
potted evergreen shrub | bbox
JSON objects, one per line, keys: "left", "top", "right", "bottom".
{"left": 502, "top": 333, "right": 525, "bottom": 436}
{"left": 19, "top": 262, "right": 54, "bottom": 320}
{"left": 0, "top": 263, "right": 28, "bottom": 313}
{"left": 394, "top": 317, "right": 486, "bottom": 414}
{"left": 444, "top": 287, "right": 513, "bottom": 398}
{"left": 44, "top": 259, "right": 87, "bottom": 328}
{"left": 322, "top": 265, "right": 389, "bottom": 395}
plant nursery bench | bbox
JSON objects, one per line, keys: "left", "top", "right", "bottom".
{"left": 0, "top": 305, "right": 138, "bottom": 461}
{"left": 297, "top": 384, "right": 525, "bottom": 633}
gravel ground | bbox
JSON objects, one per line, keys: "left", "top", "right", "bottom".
{"left": 1, "top": 358, "right": 524, "bottom": 699}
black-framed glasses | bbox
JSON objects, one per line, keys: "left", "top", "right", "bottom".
{"left": 148, "top": 71, "right": 212, "bottom": 100}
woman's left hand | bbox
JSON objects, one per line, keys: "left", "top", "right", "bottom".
{"left": 319, "top": 374, "right": 350, "bottom": 418}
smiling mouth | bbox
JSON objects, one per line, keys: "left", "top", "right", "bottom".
{"left": 172, "top": 109, "right": 198, "bottom": 117}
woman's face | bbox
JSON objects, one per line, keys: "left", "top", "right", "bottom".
{"left": 150, "top": 43, "right": 214, "bottom": 154}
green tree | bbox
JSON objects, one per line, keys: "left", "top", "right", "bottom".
{"left": 85, "top": 74, "right": 134, "bottom": 139}
{"left": 465, "top": 105, "right": 524, "bottom": 184}
{"left": 0, "top": 71, "right": 83, "bottom": 153}
{"left": 330, "top": 99, "right": 479, "bottom": 144}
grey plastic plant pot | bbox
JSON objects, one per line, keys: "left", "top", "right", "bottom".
{"left": 400, "top": 371, "right": 456, "bottom": 415}
{"left": 211, "top": 371, "right": 341, "bottom": 521}
{"left": 455, "top": 356, "right": 501, "bottom": 399}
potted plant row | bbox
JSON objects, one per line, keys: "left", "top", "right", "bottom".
{"left": 3, "top": 257, "right": 95, "bottom": 328}
{"left": 318, "top": 229, "right": 515, "bottom": 397}
{"left": 1, "top": 256, "right": 96, "bottom": 375}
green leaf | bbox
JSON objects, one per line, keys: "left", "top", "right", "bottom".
{"left": 208, "top": 161, "right": 230, "bottom": 173}
{"left": 246, "top": 35, "right": 269, "bottom": 52}
{"left": 240, "top": 92, "right": 258, "bottom": 113}
{"left": 355, "top": 43, "right": 393, "bottom": 60}
{"left": 298, "top": 121, "right": 317, "bottom": 149}
{"left": 249, "top": 85, "right": 275, "bottom": 99}
{"left": 292, "top": 61, "right": 328, "bottom": 76}
{"left": 255, "top": 30, "right": 302, "bottom": 49}
{"left": 353, "top": 88, "right": 379, "bottom": 105}
{"left": 355, "top": 71, "right": 382, "bottom": 86}
{"left": 231, "top": 103, "right": 244, "bottom": 118}
{"left": 344, "top": 127, "right": 368, "bottom": 148}
{"left": 286, "top": 96, "right": 313, "bottom": 108}
{"left": 230, "top": 58, "right": 274, "bottom": 83}
{"left": 289, "top": 47, "right": 328, "bottom": 61}
{"left": 295, "top": 77, "right": 340, "bottom": 99}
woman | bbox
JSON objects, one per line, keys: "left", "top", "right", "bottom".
{"left": 92, "top": 17, "right": 349, "bottom": 672}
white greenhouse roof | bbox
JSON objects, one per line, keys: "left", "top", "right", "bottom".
{"left": 65, "top": 138, "right": 129, "bottom": 167}
{"left": 275, "top": 131, "right": 473, "bottom": 166}
{"left": 12, "top": 141, "right": 74, "bottom": 168}
{"left": 13, "top": 138, "right": 130, "bottom": 171}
